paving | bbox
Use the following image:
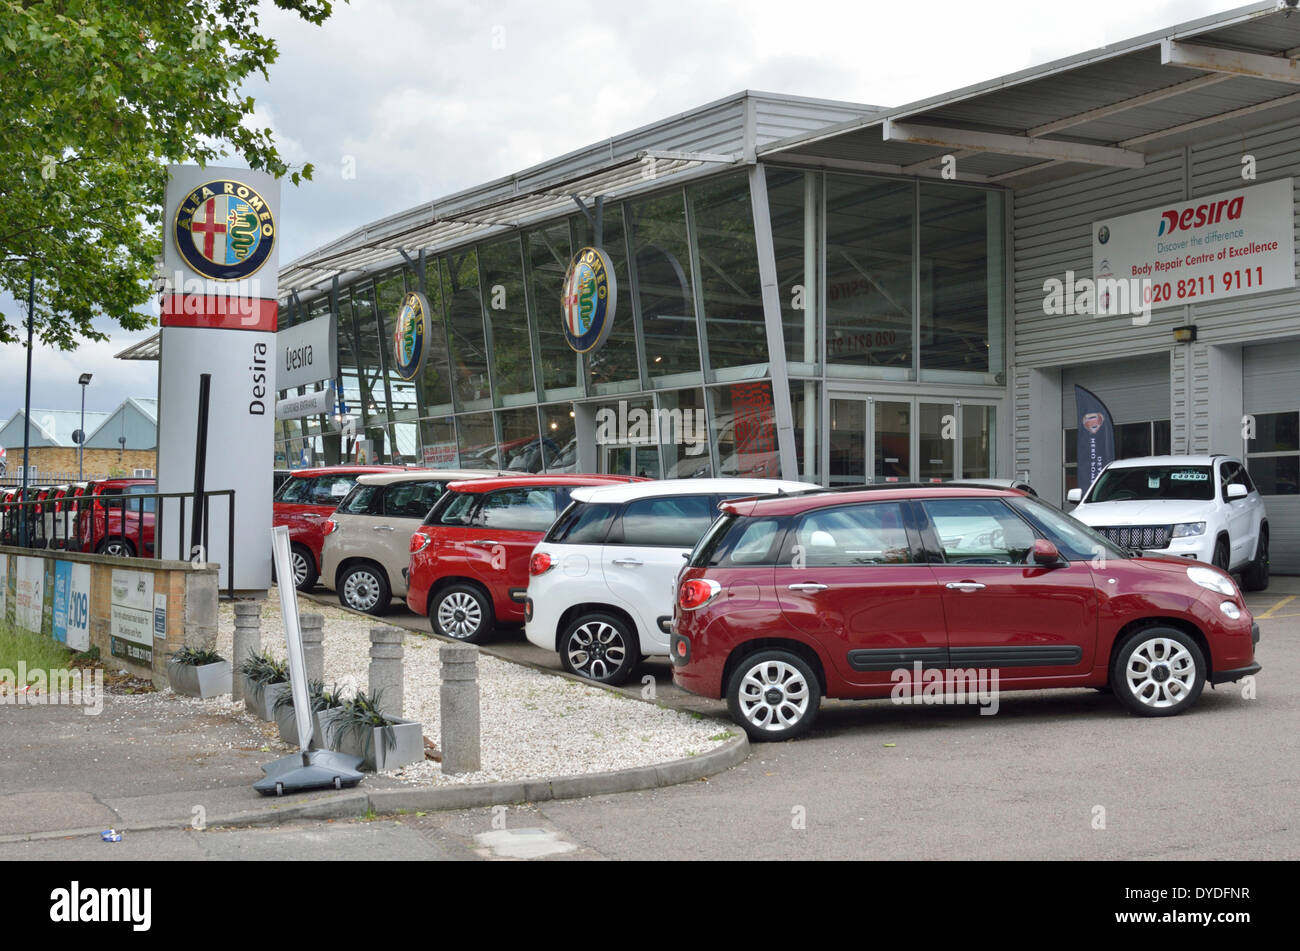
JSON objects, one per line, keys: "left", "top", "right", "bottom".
{"left": 0, "top": 579, "right": 1294, "bottom": 859}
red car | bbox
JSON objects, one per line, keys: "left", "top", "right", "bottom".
{"left": 672, "top": 485, "right": 1262, "bottom": 741}
{"left": 76, "top": 478, "right": 157, "bottom": 557}
{"left": 272, "top": 465, "right": 401, "bottom": 590}
{"left": 406, "top": 474, "right": 642, "bottom": 642}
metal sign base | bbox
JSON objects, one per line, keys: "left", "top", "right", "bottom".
{"left": 254, "top": 749, "right": 365, "bottom": 796}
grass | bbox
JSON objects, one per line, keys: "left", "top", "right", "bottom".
{"left": 0, "top": 621, "right": 75, "bottom": 674}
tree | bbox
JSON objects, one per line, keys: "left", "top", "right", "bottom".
{"left": 0, "top": 0, "right": 336, "bottom": 347}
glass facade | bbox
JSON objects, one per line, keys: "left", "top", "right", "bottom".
{"left": 275, "top": 166, "right": 1010, "bottom": 486}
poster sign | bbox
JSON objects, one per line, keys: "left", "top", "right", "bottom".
{"left": 157, "top": 165, "right": 281, "bottom": 592}
{"left": 275, "top": 382, "right": 336, "bottom": 420}
{"left": 153, "top": 593, "right": 168, "bottom": 641}
{"left": 52, "top": 561, "right": 92, "bottom": 652}
{"left": 1093, "top": 178, "right": 1295, "bottom": 311}
{"left": 110, "top": 569, "right": 155, "bottom": 664}
{"left": 15, "top": 556, "right": 44, "bottom": 635}
{"left": 1075, "top": 386, "right": 1116, "bottom": 491}
{"left": 422, "top": 443, "right": 458, "bottom": 467}
{"left": 277, "top": 312, "right": 336, "bottom": 391}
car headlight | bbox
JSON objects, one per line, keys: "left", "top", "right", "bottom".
{"left": 1172, "top": 521, "right": 1206, "bottom": 538}
{"left": 1188, "top": 565, "right": 1236, "bottom": 596}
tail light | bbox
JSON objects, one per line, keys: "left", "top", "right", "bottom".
{"left": 410, "top": 531, "right": 431, "bottom": 554}
{"left": 529, "top": 552, "right": 553, "bottom": 576}
{"left": 323, "top": 518, "right": 339, "bottom": 536}
{"left": 678, "top": 578, "right": 721, "bottom": 611}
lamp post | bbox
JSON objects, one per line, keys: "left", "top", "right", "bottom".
{"left": 77, "top": 372, "right": 92, "bottom": 481}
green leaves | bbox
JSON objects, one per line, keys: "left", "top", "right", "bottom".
{"left": 0, "top": 0, "right": 338, "bottom": 344}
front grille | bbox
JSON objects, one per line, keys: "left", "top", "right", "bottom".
{"left": 1097, "top": 524, "right": 1173, "bottom": 550}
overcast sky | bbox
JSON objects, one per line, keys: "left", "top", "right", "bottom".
{"left": 0, "top": 0, "right": 1231, "bottom": 427}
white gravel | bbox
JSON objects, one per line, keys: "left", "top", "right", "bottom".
{"left": 196, "top": 590, "right": 731, "bottom": 787}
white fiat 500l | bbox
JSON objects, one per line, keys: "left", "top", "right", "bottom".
{"left": 525, "top": 478, "right": 818, "bottom": 684}
{"left": 1068, "top": 454, "right": 1269, "bottom": 590}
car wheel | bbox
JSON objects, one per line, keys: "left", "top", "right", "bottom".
{"left": 430, "top": 583, "right": 494, "bottom": 643}
{"left": 95, "top": 539, "right": 135, "bottom": 558}
{"left": 727, "top": 649, "right": 821, "bottom": 742}
{"left": 338, "top": 563, "right": 390, "bottom": 615}
{"left": 1111, "top": 627, "right": 1205, "bottom": 717}
{"left": 1211, "top": 538, "right": 1230, "bottom": 571}
{"left": 291, "top": 543, "right": 319, "bottom": 591}
{"left": 1240, "top": 528, "right": 1269, "bottom": 592}
{"left": 560, "top": 613, "right": 638, "bottom": 685}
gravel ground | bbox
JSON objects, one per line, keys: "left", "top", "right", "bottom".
{"left": 163, "top": 590, "right": 735, "bottom": 787}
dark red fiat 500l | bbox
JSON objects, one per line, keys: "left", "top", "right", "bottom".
{"left": 672, "top": 485, "right": 1261, "bottom": 741}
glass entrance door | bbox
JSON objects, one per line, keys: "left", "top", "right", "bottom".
{"left": 600, "top": 444, "right": 662, "bottom": 479}
{"left": 827, "top": 394, "right": 996, "bottom": 485}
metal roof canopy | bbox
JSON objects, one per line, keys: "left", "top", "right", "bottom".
{"left": 760, "top": 1, "right": 1300, "bottom": 186}
{"left": 115, "top": 335, "right": 159, "bottom": 361}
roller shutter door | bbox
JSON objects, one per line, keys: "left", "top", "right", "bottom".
{"left": 1243, "top": 340, "right": 1300, "bottom": 575}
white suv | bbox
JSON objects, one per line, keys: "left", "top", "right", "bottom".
{"left": 1068, "top": 455, "right": 1269, "bottom": 590}
{"left": 525, "top": 478, "right": 818, "bottom": 684}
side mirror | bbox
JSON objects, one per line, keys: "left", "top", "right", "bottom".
{"left": 1066, "top": 488, "right": 1082, "bottom": 503}
{"left": 1031, "top": 538, "right": 1064, "bottom": 566}
{"left": 1226, "top": 483, "right": 1247, "bottom": 500}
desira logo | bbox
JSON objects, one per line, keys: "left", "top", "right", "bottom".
{"left": 50, "top": 881, "right": 151, "bottom": 932}
{"left": 1157, "top": 195, "right": 1244, "bottom": 236}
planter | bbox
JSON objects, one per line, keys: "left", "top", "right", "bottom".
{"left": 277, "top": 704, "right": 347, "bottom": 749}
{"left": 331, "top": 716, "right": 424, "bottom": 771}
{"left": 167, "top": 659, "right": 232, "bottom": 699}
{"left": 245, "top": 681, "right": 290, "bottom": 721}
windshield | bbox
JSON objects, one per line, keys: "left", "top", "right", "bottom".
{"left": 1010, "top": 496, "right": 1129, "bottom": 560}
{"left": 1086, "top": 465, "right": 1215, "bottom": 503}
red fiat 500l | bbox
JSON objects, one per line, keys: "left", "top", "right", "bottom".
{"left": 272, "top": 465, "right": 400, "bottom": 590}
{"left": 672, "top": 486, "right": 1261, "bottom": 741}
{"left": 407, "top": 474, "right": 642, "bottom": 643}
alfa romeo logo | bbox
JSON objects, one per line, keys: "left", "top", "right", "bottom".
{"left": 393, "top": 292, "right": 430, "bottom": 381}
{"left": 561, "top": 246, "right": 616, "bottom": 353}
{"left": 173, "top": 179, "right": 276, "bottom": 281}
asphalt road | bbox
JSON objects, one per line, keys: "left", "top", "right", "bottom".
{"left": 4, "top": 585, "right": 1293, "bottom": 861}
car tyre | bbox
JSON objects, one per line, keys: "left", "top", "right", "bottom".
{"left": 291, "top": 543, "right": 319, "bottom": 591}
{"left": 95, "top": 538, "right": 135, "bottom": 558}
{"left": 1211, "top": 538, "right": 1230, "bottom": 572}
{"left": 1111, "top": 626, "right": 1205, "bottom": 718}
{"left": 559, "top": 612, "right": 638, "bottom": 685}
{"left": 727, "top": 649, "right": 821, "bottom": 742}
{"left": 430, "top": 583, "right": 494, "bottom": 643}
{"left": 338, "top": 563, "right": 391, "bottom": 615}
{"left": 1240, "top": 528, "right": 1269, "bottom": 592}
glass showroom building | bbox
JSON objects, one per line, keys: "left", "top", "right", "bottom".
{"left": 265, "top": 3, "right": 1300, "bottom": 570}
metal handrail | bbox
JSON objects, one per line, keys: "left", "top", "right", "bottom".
{"left": 0, "top": 488, "right": 237, "bottom": 600}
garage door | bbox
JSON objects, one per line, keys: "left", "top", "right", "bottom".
{"left": 1244, "top": 340, "right": 1300, "bottom": 574}
{"left": 1061, "top": 355, "right": 1171, "bottom": 492}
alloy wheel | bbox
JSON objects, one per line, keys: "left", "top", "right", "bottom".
{"left": 1124, "top": 637, "right": 1196, "bottom": 709}
{"left": 437, "top": 591, "right": 483, "bottom": 639}
{"left": 736, "top": 659, "right": 810, "bottom": 732}
{"left": 566, "top": 620, "right": 628, "bottom": 681}
{"left": 291, "top": 550, "right": 310, "bottom": 588}
{"left": 343, "top": 570, "right": 381, "bottom": 612}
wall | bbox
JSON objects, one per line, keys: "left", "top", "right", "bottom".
{"left": 0, "top": 545, "right": 218, "bottom": 688}
{"left": 3, "top": 448, "right": 157, "bottom": 482}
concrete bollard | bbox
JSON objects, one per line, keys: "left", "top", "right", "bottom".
{"left": 439, "top": 643, "right": 481, "bottom": 774}
{"left": 300, "top": 612, "right": 324, "bottom": 684}
{"left": 368, "top": 625, "right": 405, "bottom": 720}
{"left": 231, "top": 601, "right": 262, "bottom": 703}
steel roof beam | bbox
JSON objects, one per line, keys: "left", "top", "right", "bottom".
{"left": 1162, "top": 40, "right": 1300, "bottom": 84}
{"left": 882, "top": 120, "right": 1146, "bottom": 168}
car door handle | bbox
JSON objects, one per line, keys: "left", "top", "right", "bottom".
{"left": 470, "top": 539, "right": 501, "bottom": 548}
{"left": 945, "top": 582, "right": 985, "bottom": 592}
{"left": 787, "top": 582, "right": 828, "bottom": 592}
{"left": 612, "top": 558, "right": 643, "bottom": 567}
{"left": 373, "top": 525, "right": 395, "bottom": 532}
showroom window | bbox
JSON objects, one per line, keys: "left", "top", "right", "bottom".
{"left": 478, "top": 237, "right": 536, "bottom": 404}
{"left": 575, "top": 207, "right": 640, "bottom": 394}
{"left": 766, "top": 168, "right": 819, "bottom": 373}
{"left": 442, "top": 251, "right": 492, "bottom": 410}
{"left": 527, "top": 221, "right": 580, "bottom": 397}
{"left": 1246, "top": 410, "right": 1299, "bottom": 495}
{"left": 408, "top": 262, "right": 455, "bottom": 416}
{"left": 628, "top": 190, "right": 701, "bottom": 386}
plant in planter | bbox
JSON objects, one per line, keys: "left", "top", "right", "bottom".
{"left": 237, "top": 651, "right": 289, "bottom": 720}
{"left": 326, "top": 689, "right": 424, "bottom": 771}
{"left": 166, "top": 646, "right": 232, "bottom": 699}
{"left": 274, "top": 680, "right": 345, "bottom": 747}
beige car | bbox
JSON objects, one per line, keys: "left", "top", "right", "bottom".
{"left": 321, "top": 469, "right": 496, "bottom": 614}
